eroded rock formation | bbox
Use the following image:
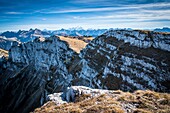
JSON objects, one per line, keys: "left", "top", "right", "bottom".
{"left": 0, "top": 36, "right": 77, "bottom": 113}
{"left": 0, "top": 30, "right": 170, "bottom": 113}
{"left": 71, "top": 30, "right": 170, "bottom": 92}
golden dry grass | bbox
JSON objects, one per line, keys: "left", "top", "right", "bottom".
{"left": 58, "top": 36, "right": 93, "bottom": 53}
{"left": 32, "top": 90, "right": 170, "bottom": 113}
{"left": 0, "top": 48, "right": 8, "bottom": 58}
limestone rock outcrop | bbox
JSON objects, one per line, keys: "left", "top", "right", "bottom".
{"left": 71, "top": 30, "right": 170, "bottom": 92}
{"left": 0, "top": 36, "right": 77, "bottom": 113}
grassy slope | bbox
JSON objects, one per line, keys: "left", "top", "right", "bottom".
{"left": 58, "top": 36, "right": 93, "bottom": 53}
{"left": 0, "top": 48, "right": 8, "bottom": 58}
{"left": 33, "top": 90, "right": 170, "bottom": 113}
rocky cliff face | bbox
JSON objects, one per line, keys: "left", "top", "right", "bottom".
{"left": 0, "top": 30, "right": 170, "bottom": 113}
{"left": 71, "top": 30, "right": 170, "bottom": 92}
{"left": 0, "top": 36, "right": 77, "bottom": 113}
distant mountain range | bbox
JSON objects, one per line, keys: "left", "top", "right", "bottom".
{"left": 0, "top": 28, "right": 108, "bottom": 50}
{"left": 153, "top": 27, "right": 170, "bottom": 33}
{"left": 51, "top": 28, "right": 107, "bottom": 37}
{"left": 0, "top": 27, "right": 169, "bottom": 51}
{"left": 0, "top": 28, "right": 108, "bottom": 41}
{"left": 0, "top": 28, "right": 51, "bottom": 43}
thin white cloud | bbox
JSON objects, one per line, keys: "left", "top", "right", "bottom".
{"left": 7, "top": 2, "right": 169, "bottom": 15}
{"left": 40, "top": 2, "right": 170, "bottom": 14}
{"left": 69, "top": 0, "right": 112, "bottom": 6}
{"left": 4, "top": 12, "right": 32, "bottom": 15}
{"left": 69, "top": 2, "right": 170, "bottom": 23}
{"left": 5, "top": 12, "right": 24, "bottom": 14}
{"left": 71, "top": 0, "right": 109, "bottom": 3}
{"left": 42, "top": 18, "right": 47, "bottom": 21}
{"left": 72, "top": 11, "right": 170, "bottom": 22}
{"left": 73, "top": 16, "right": 81, "bottom": 19}
{"left": 124, "top": 2, "right": 170, "bottom": 8}
{"left": 141, "top": 9, "right": 170, "bottom": 14}
{"left": 42, "top": 7, "right": 127, "bottom": 14}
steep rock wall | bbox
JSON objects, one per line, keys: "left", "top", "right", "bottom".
{"left": 71, "top": 30, "right": 170, "bottom": 92}
{"left": 0, "top": 36, "right": 77, "bottom": 113}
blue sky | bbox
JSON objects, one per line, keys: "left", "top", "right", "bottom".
{"left": 0, "top": 0, "right": 170, "bottom": 31}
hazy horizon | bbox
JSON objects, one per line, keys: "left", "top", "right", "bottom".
{"left": 0, "top": 26, "right": 170, "bottom": 33}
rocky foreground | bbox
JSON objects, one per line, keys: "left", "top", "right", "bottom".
{"left": 33, "top": 86, "right": 170, "bottom": 113}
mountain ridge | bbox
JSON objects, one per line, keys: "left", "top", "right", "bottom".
{"left": 0, "top": 29, "right": 170, "bottom": 113}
